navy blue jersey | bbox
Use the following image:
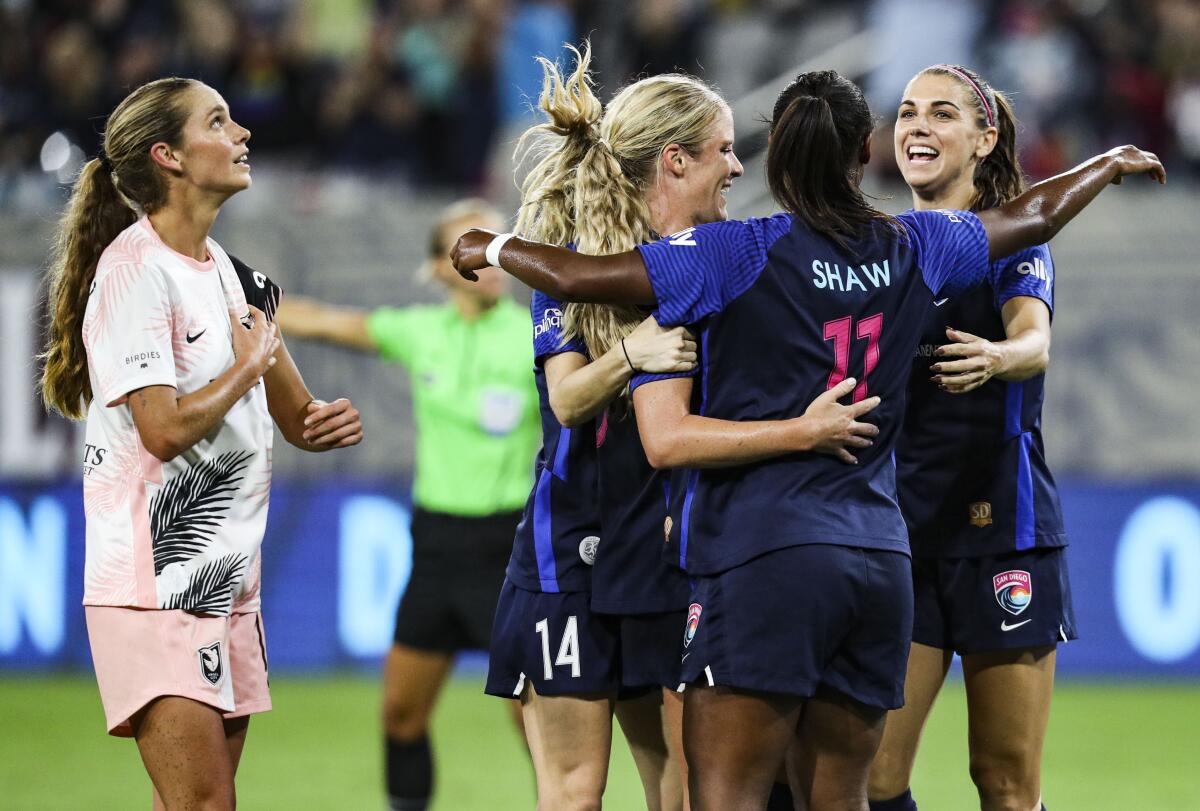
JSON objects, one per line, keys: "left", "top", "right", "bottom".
{"left": 633, "top": 210, "right": 990, "bottom": 575}
{"left": 591, "top": 404, "right": 691, "bottom": 614}
{"left": 505, "top": 292, "right": 601, "bottom": 593}
{"left": 897, "top": 244, "right": 1067, "bottom": 559}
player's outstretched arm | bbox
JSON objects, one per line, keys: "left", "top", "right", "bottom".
{"left": 547, "top": 317, "right": 697, "bottom": 427}
{"left": 451, "top": 229, "right": 657, "bottom": 306}
{"left": 275, "top": 295, "right": 379, "bottom": 352}
{"left": 263, "top": 334, "right": 363, "bottom": 452}
{"left": 633, "top": 377, "right": 880, "bottom": 468}
{"left": 979, "top": 145, "right": 1165, "bottom": 260}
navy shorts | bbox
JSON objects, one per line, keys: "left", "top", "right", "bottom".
{"left": 485, "top": 578, "right": 620, "bottom": 698}
{"left": 911, "top": 547, "right": 1077, "bottom": 655}
{"left": 680, "top": 544, "right": 913, "bottom": 710}
{"left": 603, "top": 608, "right": 687, "bottom": 692}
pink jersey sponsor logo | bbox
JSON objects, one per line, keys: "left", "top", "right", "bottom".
{"left": 993, "top": 569, "right": 1032, "bottom": 616}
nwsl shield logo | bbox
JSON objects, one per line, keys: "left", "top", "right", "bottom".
{"left": 683, "top": 603, "right": 702, "bottom": 648}
{"left": 993, "top": 570, "right": 1032, "bottom": 616}
{"left": 198, "top": 642, "right": 224, "bottom": 685}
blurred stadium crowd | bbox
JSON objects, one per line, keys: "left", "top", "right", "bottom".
{"left": 1, "top": 0, "right": 1199, "bottom": 204}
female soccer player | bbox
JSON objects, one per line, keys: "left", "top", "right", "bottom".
{"left": 483, "top": 45, "right": 731, "bottom": 810}
{"left": 448, "top": 70, "right": 1163, "bottom": 811}
{"left": 867, "top": 65, "right": 1074, "bottom": 811}
{"left": 40, "top": 77, "right": 363, "bottom": 809}
{"left": 275, "top": 199, "right": 540, "bottom": 811}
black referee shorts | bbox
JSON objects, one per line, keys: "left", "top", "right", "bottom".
{"left": 392, "top": 507, "right": 521, "bottom": 654}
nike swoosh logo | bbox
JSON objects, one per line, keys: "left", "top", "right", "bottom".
{"left": 186, "top": 329, "right": 206, "bottom": 343}
{"left": 933, "top": 298, "right": 949, "bottom": 307}
{"left": 1001, "top": 619, "right": 1032, "bottom": 632}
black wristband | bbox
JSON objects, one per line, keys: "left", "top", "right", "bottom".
{"left": 620, "top": 337, "right": 640, "bottom": 374}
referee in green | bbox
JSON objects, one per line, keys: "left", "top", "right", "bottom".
{"left": 277, "top": 199, "right": 539, "bottom": 811}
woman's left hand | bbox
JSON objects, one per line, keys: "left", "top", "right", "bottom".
{"left": 930, "top": 327, "right": 1004, "bottom": 394}
{"left": 302, "top": 398, "right": 363, "bottom": 448}
{"left": 450, "top": 228, "right": 500, "bottom": 281}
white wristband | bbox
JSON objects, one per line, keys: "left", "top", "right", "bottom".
{"left": 485, "top": 232, "right": 516, "bottom": 268}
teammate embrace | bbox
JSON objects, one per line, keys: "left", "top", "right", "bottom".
{"left": 460, "top": 49, "right": 1164, "bottom": 811}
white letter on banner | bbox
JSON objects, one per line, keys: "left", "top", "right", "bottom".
{"left": 338, "top": 496, "right": 412, "bottom": 657}
{"left": 1115, "top": 496, "right": 1200, "bottom": 663}
{"left": 0, "top": 497, "right": 67, "bottom": 655}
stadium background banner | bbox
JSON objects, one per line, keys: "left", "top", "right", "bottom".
{"left": 2, "top": 479, "right": 1200, "bottom": 676}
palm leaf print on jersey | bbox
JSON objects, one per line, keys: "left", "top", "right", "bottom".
{"left": 163, "top": 553, "right": 248, "bottom": 614}
{"left": 149, "top": 450, "right": 252, "bottom": 575}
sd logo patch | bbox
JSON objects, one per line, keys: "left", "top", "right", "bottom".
{"left": 969, "top": 501, "right": 992, "bottom": 527}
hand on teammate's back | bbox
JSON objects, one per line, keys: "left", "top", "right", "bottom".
{"left": 802, "top": 377, "right": 881, "bottom": 465}
{"left": 230, "top": 304, "right": 279, "bottom": 378}
{"left": 625, "top": 316, "right": 698, "bottom": 373}
{"left": 450, "top": 228, "right": 500, "bottom": 280}
{"left": 930, "top": 328, "right": 1002, "bottom": 394}
{"left": 1105, "top": 145, "right": 1166, "bottom": 184}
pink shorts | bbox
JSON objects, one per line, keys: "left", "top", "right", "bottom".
{"left": 84, "top": 606, "right": 272, "bottom": 737}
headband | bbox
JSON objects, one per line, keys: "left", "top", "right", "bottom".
{"left": 932, "top": 64, "right": 994, "bottom": 128}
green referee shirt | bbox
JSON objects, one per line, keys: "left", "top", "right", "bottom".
{"left": 366, "top": 298, "right": 539, "bottom": 516}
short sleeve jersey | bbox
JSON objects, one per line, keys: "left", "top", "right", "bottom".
{"left": 634, "top": 210, "right": 990, "bottom": 575}
{"left": 365, "top": 298, "right": 540, "bottom": 516}
{"left": 81, "top": 217, "right": 278, "bottom": 615}
{"left": 505, "top": 292, "right": 602, "bottom": 593}
{"left": 897, "top": 243, "right": 1066, "bottom": 558}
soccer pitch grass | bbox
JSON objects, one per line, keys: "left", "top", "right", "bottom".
{"left": 3, "top": 675, "right": 1197, "bottom": 809}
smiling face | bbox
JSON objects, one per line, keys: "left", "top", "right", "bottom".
{"left": 170, "top": 83, "right": 252, "bottom": 198}
{"left": 679, "top": 105, "right": 743, "bottom": 226}
{"left": 894, "top": 72, "right": 996, "bottom": 206}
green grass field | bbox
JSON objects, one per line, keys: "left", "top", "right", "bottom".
{"left": 3, "top": 674, "right": 1197, "bottom": 809}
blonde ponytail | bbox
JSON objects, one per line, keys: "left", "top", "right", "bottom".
{"left": 514, "top": 43, "right": 728, "bottom": 365}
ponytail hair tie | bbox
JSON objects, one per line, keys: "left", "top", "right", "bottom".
{"left": 97, "top": 148, "right": 114, "bottom": 173}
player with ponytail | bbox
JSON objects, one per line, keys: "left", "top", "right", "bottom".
{"left": 42, "top": 77, "right": 361, "bottom": 808}
{"left": 868, "top": 64, "right": 1075, "bottom": 811}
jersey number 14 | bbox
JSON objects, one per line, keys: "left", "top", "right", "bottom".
{"left": 535, "top": 617, "right": 580, "bottom": 680}
{"left": 824, "top": 313, "right": 883, "bottom": 402}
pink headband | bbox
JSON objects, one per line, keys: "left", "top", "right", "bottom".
{"left": 931, "top": 64, "right": 994, "bottom": 128}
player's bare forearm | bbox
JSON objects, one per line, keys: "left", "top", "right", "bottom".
{"left": 634, "top": 378, "right": 811, "bottom": 469}
{"left": 996, "top": 297, "right": 1052, "bottom": 381}
{"left": 981, "top": 146, "right": 1165, "bottom": 260}
{"left": 262, "top": 337, "right": 363, "bottom": 451}
{"left": 452, "top": 229, "right": 657, "bottom": 305}
{"left": 640, "top": 413, "right": 814, "bottom": 469}
{"left": 547, "top": 349, "right": 632, "bottom": 427}
{"left": 993, "top": 327, "right": 1050, "bottom": 381}
{"left": 130, "top": 364, "right": 262, "bottom": 462}
{"left": 263, "top": 336, "right": 318, "bottom": 448}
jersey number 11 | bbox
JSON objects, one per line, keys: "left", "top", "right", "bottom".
{"left": 824, "top": 313, "right": 883, "bottom": 402}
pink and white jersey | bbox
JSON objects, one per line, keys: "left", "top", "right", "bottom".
{"left": 81, "top": 217, "right": 273, "bottom": 616}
